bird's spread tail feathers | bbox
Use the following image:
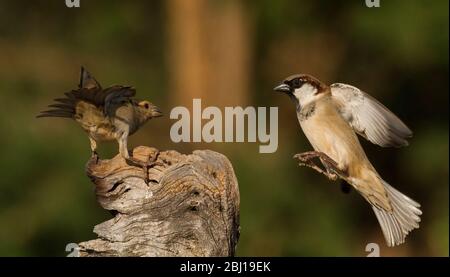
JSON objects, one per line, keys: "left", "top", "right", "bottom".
{"left": 372, "top": 180, "right": 422, "bottom": 247}
{"left": 36, "top": 92, "right": 77, "bottom": 119}
{"left": 36, "top": 67, "right": 102, "bottom": 119}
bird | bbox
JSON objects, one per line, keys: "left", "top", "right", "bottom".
{"left": 37, "top": 67, "right": 163, "bottom": 181}
{"left": 274, "top": 74, "right": 422, "bottom": 247}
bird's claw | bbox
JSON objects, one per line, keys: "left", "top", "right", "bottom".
{"left": 294, "top": 151, "right": 340, "bottom": 181}
{"left": 91, "top": 151, "right": 99, "bottom": 164}
{"left": 294, "top": 152, "right": 316, "bottom": 162}
{"left": 126, "top": 150, "right": 163, "bottom": 185}
{"left": 143, "top": 150, "right": 164, "bottom": 184}
{"left": 325, "top": 172, "right": 338, "bottom": 181}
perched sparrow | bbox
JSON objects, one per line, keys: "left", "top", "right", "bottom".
{"left": 275, "top": 74, "right": 421, "bottom": 247}
{"left": 37, "top": 67, "right": 163, "bottom": 181}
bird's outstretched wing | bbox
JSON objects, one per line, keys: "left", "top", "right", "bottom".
{"left": 102, "top": 86, "right": 136, "bottom": 118}
{"left": 330, "top": 83, "right": 412, "bottom": 147}
{"left": 79, "top": 66, "right": 102, "bottom": 90}
{"left": 37, "top": 67, "right": 136, "bottom": 119}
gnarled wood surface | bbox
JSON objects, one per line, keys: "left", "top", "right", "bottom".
{"left": 78, "top": 146, "right": 240, "bottom": 257}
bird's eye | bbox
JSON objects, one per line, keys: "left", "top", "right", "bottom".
{"left": 144, "top": 103, "right": 149, "bottom": 109}
{"left": 293, "top": 78, "right": 301, "bottom": 88}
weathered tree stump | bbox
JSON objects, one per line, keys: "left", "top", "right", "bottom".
{"left": 78, "top": 146, "right": 240, "bottom": 257}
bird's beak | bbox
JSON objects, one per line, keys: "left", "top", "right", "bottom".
{"left": 273, "top": 83, "right": 291, "bottom": 93}
{"left": 152, "top": 106, "right": 163, "bottom": 117}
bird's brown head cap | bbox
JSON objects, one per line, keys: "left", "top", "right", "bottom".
{"left": 274, "top": 74, "right": 326, "bottom": 94}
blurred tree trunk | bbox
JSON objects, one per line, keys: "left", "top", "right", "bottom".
{"left": 166, "top": 0, "right": 252, "bottom": 108}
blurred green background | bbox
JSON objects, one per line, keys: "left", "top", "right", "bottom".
{"left": 0, "top": 0, "right": 448, "bottom": 256}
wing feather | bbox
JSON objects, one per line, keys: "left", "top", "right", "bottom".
{"left": 37, "top": 67, "right": 136, "bottom": 119}
{"left": 37, "top": 86, "right": 136, "bottom": 119}
{"left": 330, "top": 83, "right": 412, "bottom": 147}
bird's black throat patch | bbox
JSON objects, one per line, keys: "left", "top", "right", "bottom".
{"left": 298, "top": 104, "right": 316, "bottom": 121}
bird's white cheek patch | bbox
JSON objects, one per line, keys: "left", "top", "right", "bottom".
{"left": 169, "top": 99, "right": 278, "bottom": 153}
{"left": 294, "top": 84, "right": 318, "bottom": 107}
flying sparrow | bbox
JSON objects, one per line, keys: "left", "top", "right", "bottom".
{"left": 275, "top": 74, "right": 421, "bottom": 247}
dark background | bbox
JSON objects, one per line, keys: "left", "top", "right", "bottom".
{"left": 0, "top": 0, "right": 448, "bottom": 256}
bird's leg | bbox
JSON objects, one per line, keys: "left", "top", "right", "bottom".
{"left": 118, "top": 133, "right": 155, "bottom": 184}
{"left": 89, "top": 137, "right": 99, "bottom": 163}
{"left": 118, "top": 133, "right": 142, "bottom": 167}
{"left": 118, "top": 133, "right": 130, "bottom": 160}
{"left": 143, "top": 150, "right": 165, "bottom": 184}
{"left": 316, "top": 152, "right": 348, "bottom": 179}
{"left": 293, "top": 151, "right": 341, "bottom": 181}
{"left": 293, "top": 151, "right": 331, "bottom": 178}
{"left": 146, "top": 149, "right": 164, "bottom": 168}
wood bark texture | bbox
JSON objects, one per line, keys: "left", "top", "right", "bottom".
{"left": 78, "top": 146, "right": 240, "bottom": 257}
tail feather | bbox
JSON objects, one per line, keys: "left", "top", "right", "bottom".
{"left": 372, "top": 181, "right": 422, "bottom": 247}
{"left": 53, "top": 97, "right": 75, "bottom": 105}
{"left": 36, "top": 110, "right": 74, "bottom": 118}
{"left": 47, "top": 103, "right": 75, "bottom": 110}
{"left": 36, "top": 96, "right": 77, "bottom": 119}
